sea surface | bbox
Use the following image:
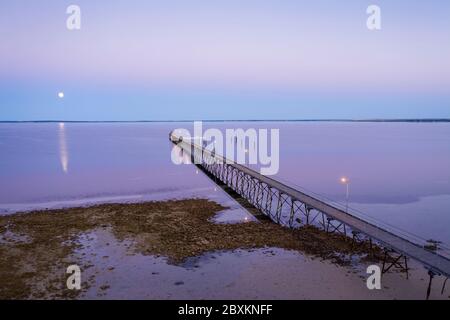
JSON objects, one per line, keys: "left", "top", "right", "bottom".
{"left": 1, "top": 121, "right": 449, "bottom": 247}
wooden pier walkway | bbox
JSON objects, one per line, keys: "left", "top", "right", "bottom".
{"left": 170, "top": 132, "right": 450, "bottom": 284}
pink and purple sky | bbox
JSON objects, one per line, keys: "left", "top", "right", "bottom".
{"left": 1, "top": 0, "right": 449, "bottom": 120}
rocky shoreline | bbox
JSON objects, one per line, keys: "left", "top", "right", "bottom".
{"left": 0, "top": 198, "right": 386, "bottom": 299}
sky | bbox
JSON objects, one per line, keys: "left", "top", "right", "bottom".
{"left": 0, "top": 0, "right": 449, "bottom": 121}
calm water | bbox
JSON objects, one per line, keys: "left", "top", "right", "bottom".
{"left": 1, "top": 122, "right": 449, "bottom": 245}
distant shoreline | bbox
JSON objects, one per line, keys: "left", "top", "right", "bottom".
{"left": 1, "top": 119, "right": 450, "bottom": 123}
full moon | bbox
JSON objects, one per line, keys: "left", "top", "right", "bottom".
{"left": 58, "top": 92, "right": 65, "bottom": 99}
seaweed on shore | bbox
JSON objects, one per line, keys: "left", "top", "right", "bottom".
{"left": 0, "top": 199, "right": 381, "bottom": 299}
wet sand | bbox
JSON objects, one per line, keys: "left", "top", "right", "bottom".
{"left": 0, "top": 199, "right": 448, "bottom": 300}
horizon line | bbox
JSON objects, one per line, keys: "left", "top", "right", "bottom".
{"left": 1, "top": 118, "right": 450, "bottom": 123}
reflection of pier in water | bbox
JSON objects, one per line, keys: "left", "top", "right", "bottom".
{"left": 170, "top": 131, "right": 450, "bottom": 299}
{"left": 59, "top": 123, "right": 69, "bottom": 173}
